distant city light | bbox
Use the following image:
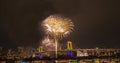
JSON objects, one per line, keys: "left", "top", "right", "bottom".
{"left": 67, "top": 50, "right": 73, "bottom": 57}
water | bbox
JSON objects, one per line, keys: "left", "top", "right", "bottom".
{"left": 0, "top": 58, "right": 119, "bottom": 63}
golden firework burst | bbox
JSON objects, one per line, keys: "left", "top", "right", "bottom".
{"left": 42, "top": 15, "right": 74, "bottom": 38}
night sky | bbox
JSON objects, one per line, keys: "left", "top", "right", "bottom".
{"left": 0, "top": 0, "right": 120, "bottom": 48}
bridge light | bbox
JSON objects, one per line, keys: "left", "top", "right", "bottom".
{"left": 38, "top": 46, "right": 43, "bottom": 52}
{"left": 67, "top": 50, "right": 73, "bottom": 57}
{"left": 67, "top": 41, "right": 73, "bottom": 50}
{"left": 72, "top": 60, "right": 78, "bottom": 63}
{"left": 37, "top": 46, "right": 43, "bottom": 58}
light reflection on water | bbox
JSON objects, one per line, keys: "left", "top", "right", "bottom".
{"left": 0, "top": 59, "right": 119, "bottom": 63}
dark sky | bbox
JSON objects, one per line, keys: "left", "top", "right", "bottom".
{"left": 0, "top": 0, "right": 120, "bottom": 48}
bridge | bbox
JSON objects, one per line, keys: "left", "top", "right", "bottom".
{"left": 0, "top": 48, "right": 120, "bottom": 61}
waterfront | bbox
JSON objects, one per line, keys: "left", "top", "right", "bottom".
{"left": 0, "top": 58, "right": 120, "bottom": 63}
{"left": 0, "top": 48, "right": 120, "bottom": 63}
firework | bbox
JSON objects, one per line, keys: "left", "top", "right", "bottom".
{"left": 42, "top": 15, "right": 74, "bottom": 39}
{"left": 42, "top": 37, "right": 55, "bottom": 51}
{"left": 42, "top": 15, "right": 74, "bottom": 58}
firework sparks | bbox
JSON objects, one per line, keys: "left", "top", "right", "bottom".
{"left": 42, "top": 37, "right": 55, "bottom": 51}
{"left": 42, "top": 15, "right": 74, "bottom": 39}
{"left": 42, "top": 14, "right": 74, "bottom": 58}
